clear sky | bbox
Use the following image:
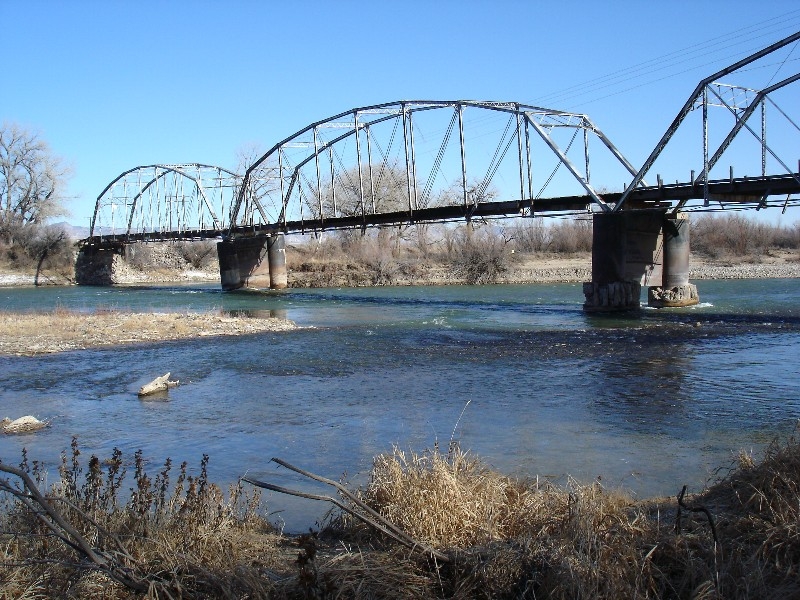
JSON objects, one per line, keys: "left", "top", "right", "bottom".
{"left": 2, "top": 0, "right": 799, "bottom": 227}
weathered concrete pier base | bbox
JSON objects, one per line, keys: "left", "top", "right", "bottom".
{"left": 583, "top": 210, "right": 699, "bottom": 312}
{"left": 647, "top": 215, "right": 699, "bottom": 308}
{"left": 75, "top": 244, "right": 125, "bottom": 285}
{"left": 217, "top": 234, "right": 287, "bottom": 291}
{"left": 267, "top": 234, "right": 288, "bottom": 290}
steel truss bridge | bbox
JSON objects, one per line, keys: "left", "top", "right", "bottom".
{"left": 83, "top": 32, "right": 800, "bottom": 248}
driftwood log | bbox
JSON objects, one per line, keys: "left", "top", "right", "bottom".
{"left": 138, "top": 373, "right": 179, "bottom": 397}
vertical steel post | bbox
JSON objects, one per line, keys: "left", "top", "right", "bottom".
{"left": 138, "top": 170, "right": 150, "bottom": 235}
{"left": 408, "top": 110, "right": 419, "bottom": 211}
{"left": 402, "top": 104, "right": 413, "bottom": 213}
{"left": 583, "top": 125, "right": 591, "bottom": 185}
{"left": 168, "top": 172, "right": 173, "bottom": 234}
{"left": 365, "top": 125, "right": 376, "bottom": 214}
{"left": 761, "top": 99, "right": 767, "bottom": 177}
{"left": 516, "top": 111, "right": 525, "bottom": 207}
{"left": 121, "top": 178, "right": 127, "bottom": 236}
{"left": 180, "top": 175, "right": 187, "bottom": 235}
{"left": 313, "top": 127, "right": 324, "bottom": 223}
{"left": 458, "top": 103, "right": 468, "bottom": 208}
{"left": 196, "top": 168, "right": 203, "bottom": 231}
{"left": 298, "top": 179, "right": 305, "bottom": 230}
{"left": 355, "top": 111, "right": 366, "bottom": 220}
{"left": 329, "top": 147, "right": 337, "bottom": 216}
{"left": 703, "top": 86, "right": 709, "bottom": 206}
{"left": 217, "top": 168, "right": 224, "bottom": 229}
{"left": 278, "top": 149, "right": 285, "bottom": 227}
{"left": 525, "top": 116, "right": 533, "bottom": 204}
{"left": 155, "top": 167, "right": 163, "bottom": 233}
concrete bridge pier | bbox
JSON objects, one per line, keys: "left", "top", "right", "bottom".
{"left": 647, "top": 215, "right": 699, "bottom": 308}
{"left": 75, "top": 244, "right": 125, "bottom": 285}
{"left": 217, "top": 234, "right": 287, "bottom": 291}
{"left": 267, "top": 234, "right": 288, "bottom": 289}
{"left": 583, "top": 210, "right": 699, "bottom": 311}
{"left": 582, "top": 211, "right": 664, "bottom": 312}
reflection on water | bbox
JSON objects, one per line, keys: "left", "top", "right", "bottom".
{"left": 0, "top": 280, "right": 799, "bottom": 531}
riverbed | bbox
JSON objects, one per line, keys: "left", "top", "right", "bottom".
{"left": 1, "top": 279, "right": 798, "bottom": 532}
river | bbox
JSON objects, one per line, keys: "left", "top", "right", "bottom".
{"left": 1, "top": 279, "right": 799, "bottom": 531}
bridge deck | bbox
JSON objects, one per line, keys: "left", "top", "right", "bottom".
{"left": 80, "top": 173, "right": 800, "bottom": 246}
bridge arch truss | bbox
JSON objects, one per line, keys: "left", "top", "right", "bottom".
{"left": 617, "top": 31, "right": 800, "bottom": 213}
{"left": 232, "top": 100, "right": 643, "bottom": 233}
{"left": 89, "top": 164, "right": 241, "bottom": 239}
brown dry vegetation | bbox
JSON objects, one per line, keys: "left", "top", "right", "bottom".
{"left": 2, "top": 215, "right": 799, "bottom": 288}
{"left": 0, "top": 310, "right": 296, "bottom": 356}
{"left": 3, "top": 433, "right": 799, "bottom": 599}
{"left": 284, "top": 216, "right": 800, "bottom": 287}
{"left": 692, "top": 214, "right": 800, "bottom": 260}
{"left": 285, "top": 220, "right": 595, "bottom": 287}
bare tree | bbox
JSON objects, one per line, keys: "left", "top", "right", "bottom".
{"left": 234, "top": 143, "right": 280, "bottom": 224}
{"left": 308, "top": 164, "right": 411, "bottom": 219}
{"left": 0, "top": 122, "right": 71, "bottom": 244}
{"left": 432, "top": 178, "right": 499, "bottom": 209}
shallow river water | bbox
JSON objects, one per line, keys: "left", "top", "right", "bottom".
{"left": 1, "top": 279, "right": 799, "bottom": 531}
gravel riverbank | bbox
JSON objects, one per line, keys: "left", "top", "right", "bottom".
{"left": 2, "top": 250, "right": 799, "bottom": 288}
{"left": 0, "top": 311, "right": 296, "bottom": 356}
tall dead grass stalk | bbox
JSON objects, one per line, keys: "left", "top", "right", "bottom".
{"left": 3, "top": 433, "right": 800, "bottom": 598}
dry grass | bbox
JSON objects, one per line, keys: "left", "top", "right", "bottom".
{"left": 3, "top": 434, "right": 800, "bottom": 598}
{"left": 320, "top": 437, "right": 800, "bottom": 599}
{"left": 361, "top": 444, "right": 549, "bottom": 548}
{"left": 0, "top": 309, "right": 296, "bottom": 356}
{"left": 692, "top": 214, "right": 800, "bottom": 259}
{"left": 0, "top": 441, "right": 286, "bottom": 599}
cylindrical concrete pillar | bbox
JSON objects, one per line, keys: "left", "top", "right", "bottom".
{"left": 662, "top": 216, "right": 691, "bottom": 288}
{"left": 647, "top": 214, "right": 699, "bottom": 307}
{"left": 267, "top": 234, "right": 288, "bottom": 290}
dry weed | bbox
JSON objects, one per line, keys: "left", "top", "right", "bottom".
{"left": 3, "top": 433, "right": 800, "bottom": 598}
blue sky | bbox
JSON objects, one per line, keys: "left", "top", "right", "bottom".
{"left": 2, "top": 0, "right": 799, "bottom": 227}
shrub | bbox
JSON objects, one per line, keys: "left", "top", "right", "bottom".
{"left": 0, "top": 223, "right": 74, "bottom": 279}
{"left": 509, "top": 217, "right": 592, "bottom": 254}
{"left": 509, "top": 217, "right": 549, "bottom": 252}
{"left": 450, "top": 225, "right": 511, "bottom": 284}
{"left": 691, "top": 214, "right": 783, "bottom": 258}
{"left": 1, "top": 440, "right": 275, "bottom": 598}
{"left": 175, "top": 240, "right": 218, "bottom": 269}
{"left": 548, "top": 218, "right": 593, "bottom": 254}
